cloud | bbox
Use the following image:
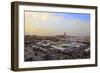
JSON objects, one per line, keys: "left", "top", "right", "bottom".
{"left": 25, "top": 11, "right": 90, "bottom": 36}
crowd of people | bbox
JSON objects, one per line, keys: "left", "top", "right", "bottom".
{"left": 24, "top": 39, "right": 90, "bottom": 61}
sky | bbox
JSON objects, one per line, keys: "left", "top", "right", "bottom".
{"left": 25, "top": 11, "right": 90, "bottom": 36}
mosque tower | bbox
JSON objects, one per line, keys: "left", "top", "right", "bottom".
{"left": 63, "top": 32, "right": 67, "bottom": 39}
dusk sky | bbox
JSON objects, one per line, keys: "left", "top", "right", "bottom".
{"left": 25, "top": 11, "right": 90, "bottom": 36}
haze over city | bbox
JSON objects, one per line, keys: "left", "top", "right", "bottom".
{"left": 25, "top": 11, "right": 90, "bottom": 36}
{"left": 24, "top": 11, "right": 90, "bottom": 61}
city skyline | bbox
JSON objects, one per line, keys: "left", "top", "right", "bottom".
{"left": 25, "top": 11, "right": 90, "bottom": 36}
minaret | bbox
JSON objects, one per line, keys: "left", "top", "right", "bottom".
{"left": 64, "top": 32, "right": 66, "bottom": 38}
